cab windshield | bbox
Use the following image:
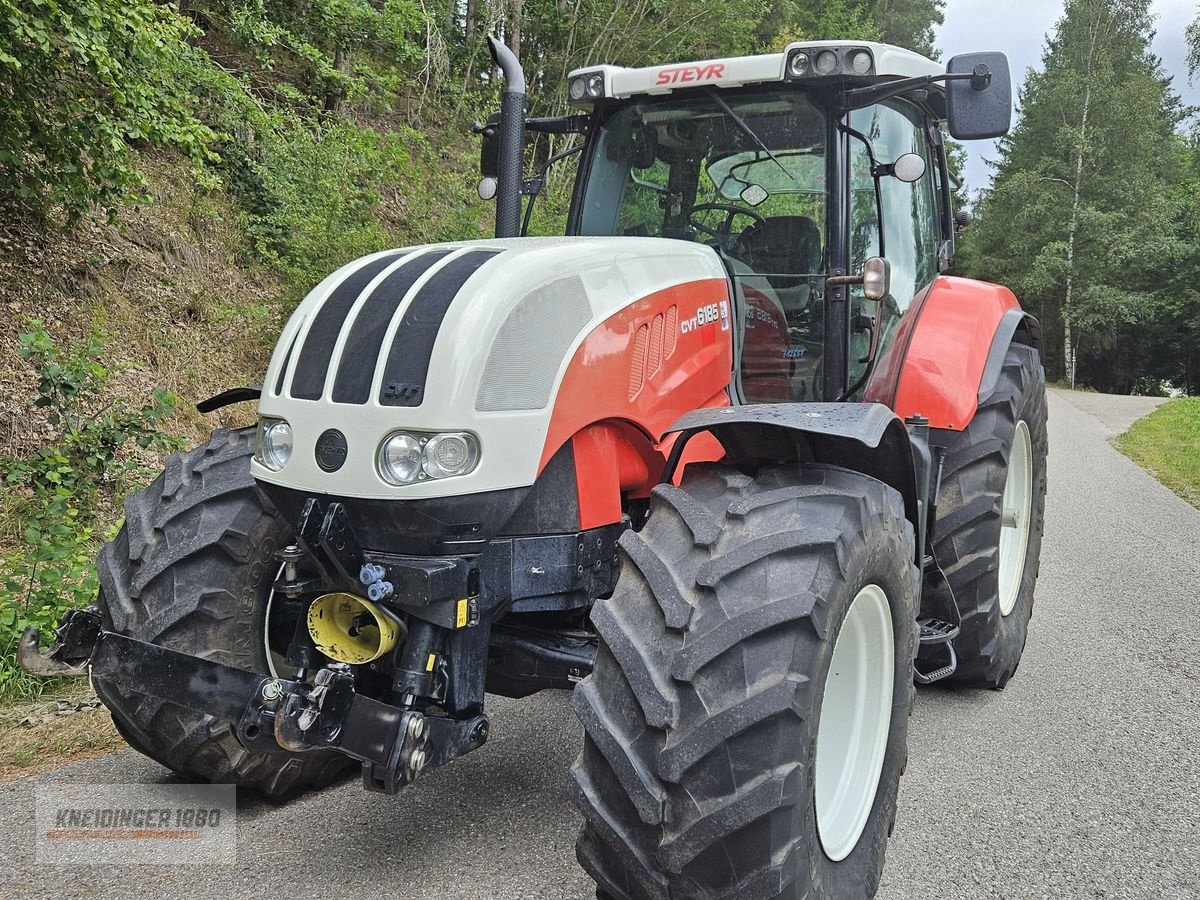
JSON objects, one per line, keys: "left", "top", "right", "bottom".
{"left": 576, "top": 89, "right": 831, "bottom": 402}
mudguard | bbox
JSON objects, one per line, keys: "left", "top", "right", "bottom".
{"left": 662, "top": 402, "right": 920, "bottom": 531}
{"left": 866, "top": 276, "right": 1039, "bottom": 431}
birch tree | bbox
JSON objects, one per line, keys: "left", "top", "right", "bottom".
{"left": 961, "top": 0, "right": 1183, "bottom": 387}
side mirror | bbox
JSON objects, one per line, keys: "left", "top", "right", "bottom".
{"left": 878, "top": 152, "right": 926, "bottom": 183}
{"left": 945, "top": 52, "right": 1011, "bottom": 140}
{"left": 478, "top": 113, "right": 500, "bottom": 178}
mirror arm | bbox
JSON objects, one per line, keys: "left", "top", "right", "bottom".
{"left": 526, "top": 115, "right": 590, "bottom": 135}
{"left": 840, "top": 122, "right": 887, "bottom": 259}
{"left": 520, "top": 143, "right": 585, "bottom": 236}
{"left": 842, "top": 69, "right": 988, "bottom": 112}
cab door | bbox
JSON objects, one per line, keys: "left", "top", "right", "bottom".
{"left": 847, "top": 101, "right": 941, "bottom": 392}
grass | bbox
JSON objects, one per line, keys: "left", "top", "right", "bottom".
{"left": 1115, "top": 397, "right": 1200, "bottom": 508}
{"left": 0, "top": 681, "right": 123, "bottom": 783}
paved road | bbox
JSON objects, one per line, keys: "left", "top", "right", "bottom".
{"left": 3, "top": 389, "right": 1197, "bottom": 900}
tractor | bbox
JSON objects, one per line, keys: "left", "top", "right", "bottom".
{"left": 22, "top": 34, "right": 1047, "bottom": 900}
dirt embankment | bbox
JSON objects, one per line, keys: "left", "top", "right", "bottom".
{"left": 1, "top": 154, "right": 294, "bottom": 548}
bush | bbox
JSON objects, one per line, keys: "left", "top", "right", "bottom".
{"left": 0, "top": 322, "right": 182, "bottom": 699}
{"left": 0, "top": 0, "right": 219, "bottom": 220}
{"left": 221, "top": 117, "right": 487, "bottom": 299}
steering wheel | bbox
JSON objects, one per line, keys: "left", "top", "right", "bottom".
{"left": 687, "top": 203, "right": 766, "bottom": 247}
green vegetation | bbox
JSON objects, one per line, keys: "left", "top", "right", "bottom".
{"left": 1, "top": 323, "right": 182, "bottom": 699}
{"left": 0, "top": 0, "right": 217, "bottom": 221}
{"left": 957, "top": 0, "right": 1200, "bottom": 396}
{"left": 1116, "top": 398, "right": 1200, "bottom": 508}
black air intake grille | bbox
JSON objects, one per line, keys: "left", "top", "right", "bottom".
{"left": 330, "top": 250, "right": 453, "bottom": 404}
{"left": 378, "top": 249, "right": 502, "bottom": 407}
{"left": 289, "top": 252, "right": 407, "bottom": 400}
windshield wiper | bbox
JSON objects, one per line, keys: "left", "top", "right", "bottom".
{"left": 703, "top": 88, "right": 799, "bottom": 186}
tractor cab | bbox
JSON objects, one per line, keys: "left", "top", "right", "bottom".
{"left": 482, "top": 41, "right": 1010, "bottom": 404}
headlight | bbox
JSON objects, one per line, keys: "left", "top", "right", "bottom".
{"left": 569, "top": 77, "right": 587, "bottom": 101}
{"left": 377, "top": 431, "right": 480, "bottom": 485}
{"left": 787, "top": 52, "right": 810, "bottom": 77}
{"left": 586, "top": 73, "right": 604, "bottom": 98}
{"left": 422, "top": 433, "right": 480, "bottom": 479}
{"left": 849, "top": 49, "right": 874, "bottom": 75}
{"left": 377, "top": 432, "right": 424, "bottom": 485}
{"left": 814, "top": 50, "right": 839, "bottom": 76}
{"left": 256, "top": 418, "right": 293, "bottom": 472}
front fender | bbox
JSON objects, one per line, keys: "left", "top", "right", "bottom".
{"left": 662, "top": 402, "right": 921, "bottom": 533}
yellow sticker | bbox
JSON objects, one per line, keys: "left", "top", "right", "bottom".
{"left": 425, "top": 653, "right": 437, "bottom": 672}
{"left": 455, "top": 598, "right": 469, "bottom": 629}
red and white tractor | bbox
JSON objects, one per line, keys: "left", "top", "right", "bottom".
{"left": 23, "top": 35, "right": 1046, "bottom": 900}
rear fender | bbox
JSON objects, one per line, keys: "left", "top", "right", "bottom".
{"left": 662, "top": 403, "right": 921, "bottom": 538}
{"left": 867, "top": 276, "right": 1039, "bottom": 431}
{"left": 978, "top": 307, "right": 1044, "bottom": 400}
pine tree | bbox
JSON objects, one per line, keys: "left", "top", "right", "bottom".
{"left": 961, "top": 0, "right": 1184, "bottom": 387}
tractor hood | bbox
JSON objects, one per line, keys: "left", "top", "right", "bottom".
{"left": 252, "top": 236, "right": 730, "bottom": 500}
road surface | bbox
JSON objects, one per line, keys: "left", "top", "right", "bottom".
{"left": 2, "top": 389, "right": 1197, "bottom": 899}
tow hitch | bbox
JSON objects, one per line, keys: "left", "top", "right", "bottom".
{"left": 18, "top": 609, "right": 488, "bottom": 794}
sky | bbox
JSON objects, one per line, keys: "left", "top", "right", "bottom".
{"left": 934, "top": 0, "right": 1199, "bottom": 197}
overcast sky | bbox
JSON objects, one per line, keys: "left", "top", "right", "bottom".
{"left": 935, "top": 0, "right": 1199, "bottom": 197}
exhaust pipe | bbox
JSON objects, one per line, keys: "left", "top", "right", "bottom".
{"left": 307, "top": 593, "right": 404, "bottom": 664}
{"left": 487, "top": 35, "right": 527, "bottom": 239}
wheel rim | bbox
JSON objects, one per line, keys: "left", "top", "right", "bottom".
{"left": 814, "top": 584, "right": 895, "bottom": 862}
{"left": 998, "top": 420, "right": 1033, "bottom": 617}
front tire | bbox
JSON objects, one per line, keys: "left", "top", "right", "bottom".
{"left": 93, "top": 428, "right": 351, "bottom": 798}
{"left": 933, "top": 342, "right": 1048, "bottom": 688}
{"left": 573, "top": 464, "right": 918, "bottom": 899}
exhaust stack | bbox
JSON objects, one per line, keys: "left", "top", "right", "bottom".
{"left": 487, "top": 36, "right": 527, "bottom": 238}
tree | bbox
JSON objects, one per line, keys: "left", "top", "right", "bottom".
{"left": 0, "top": 0, "right": 217, "bottom": 219}
{"left": 872, "top": 0, "right": 944, "bottom": 56}
{"left": 959, "top": 0, "right": 1185, "bottom": 389}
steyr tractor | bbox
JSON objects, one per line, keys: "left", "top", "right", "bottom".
{"left": 22, "top": 34, "right": 1047, "bottom": 900}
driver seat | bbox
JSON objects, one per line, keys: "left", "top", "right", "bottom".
{"left": 738, "top": 215, "right": 823, "bottom": 282}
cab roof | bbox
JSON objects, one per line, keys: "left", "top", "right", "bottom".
{"left": 567, "top": 41, "right": 944, "bottom": 107}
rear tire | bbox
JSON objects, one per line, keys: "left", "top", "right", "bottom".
{"left": 572, "top": 463, "right": 918, "bottom": 899}
{"left": 933, "top": 342, "right": 1048, "bottom": 688}
{"left": 93, "top": 428, "right": 351, "bottom": 798}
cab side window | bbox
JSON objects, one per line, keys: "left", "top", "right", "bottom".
{"left": 849, "top": 101, "right": 939, "bottom": 312}
{"left": 847, "top": 101, "right": 940, "bottom": 389}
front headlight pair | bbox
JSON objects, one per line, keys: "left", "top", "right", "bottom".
{"left": 378, "top": 431, "right": 479, "bottom": 485}
{"left": 256, "top": 420, "right": 479, "bottom": 484}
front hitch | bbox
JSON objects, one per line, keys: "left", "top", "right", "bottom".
{"left": 17, "top": 608, "right": 489, "bottom": 795}
{"left": 18, "top": 608, "right": 102, "bottom": 677}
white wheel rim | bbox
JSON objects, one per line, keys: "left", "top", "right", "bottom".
{"left": 814, "top": 584, "right": 895, "bottom": 862}
{"left": 998, "top": 420, "right": 1033, "bottom": 617}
